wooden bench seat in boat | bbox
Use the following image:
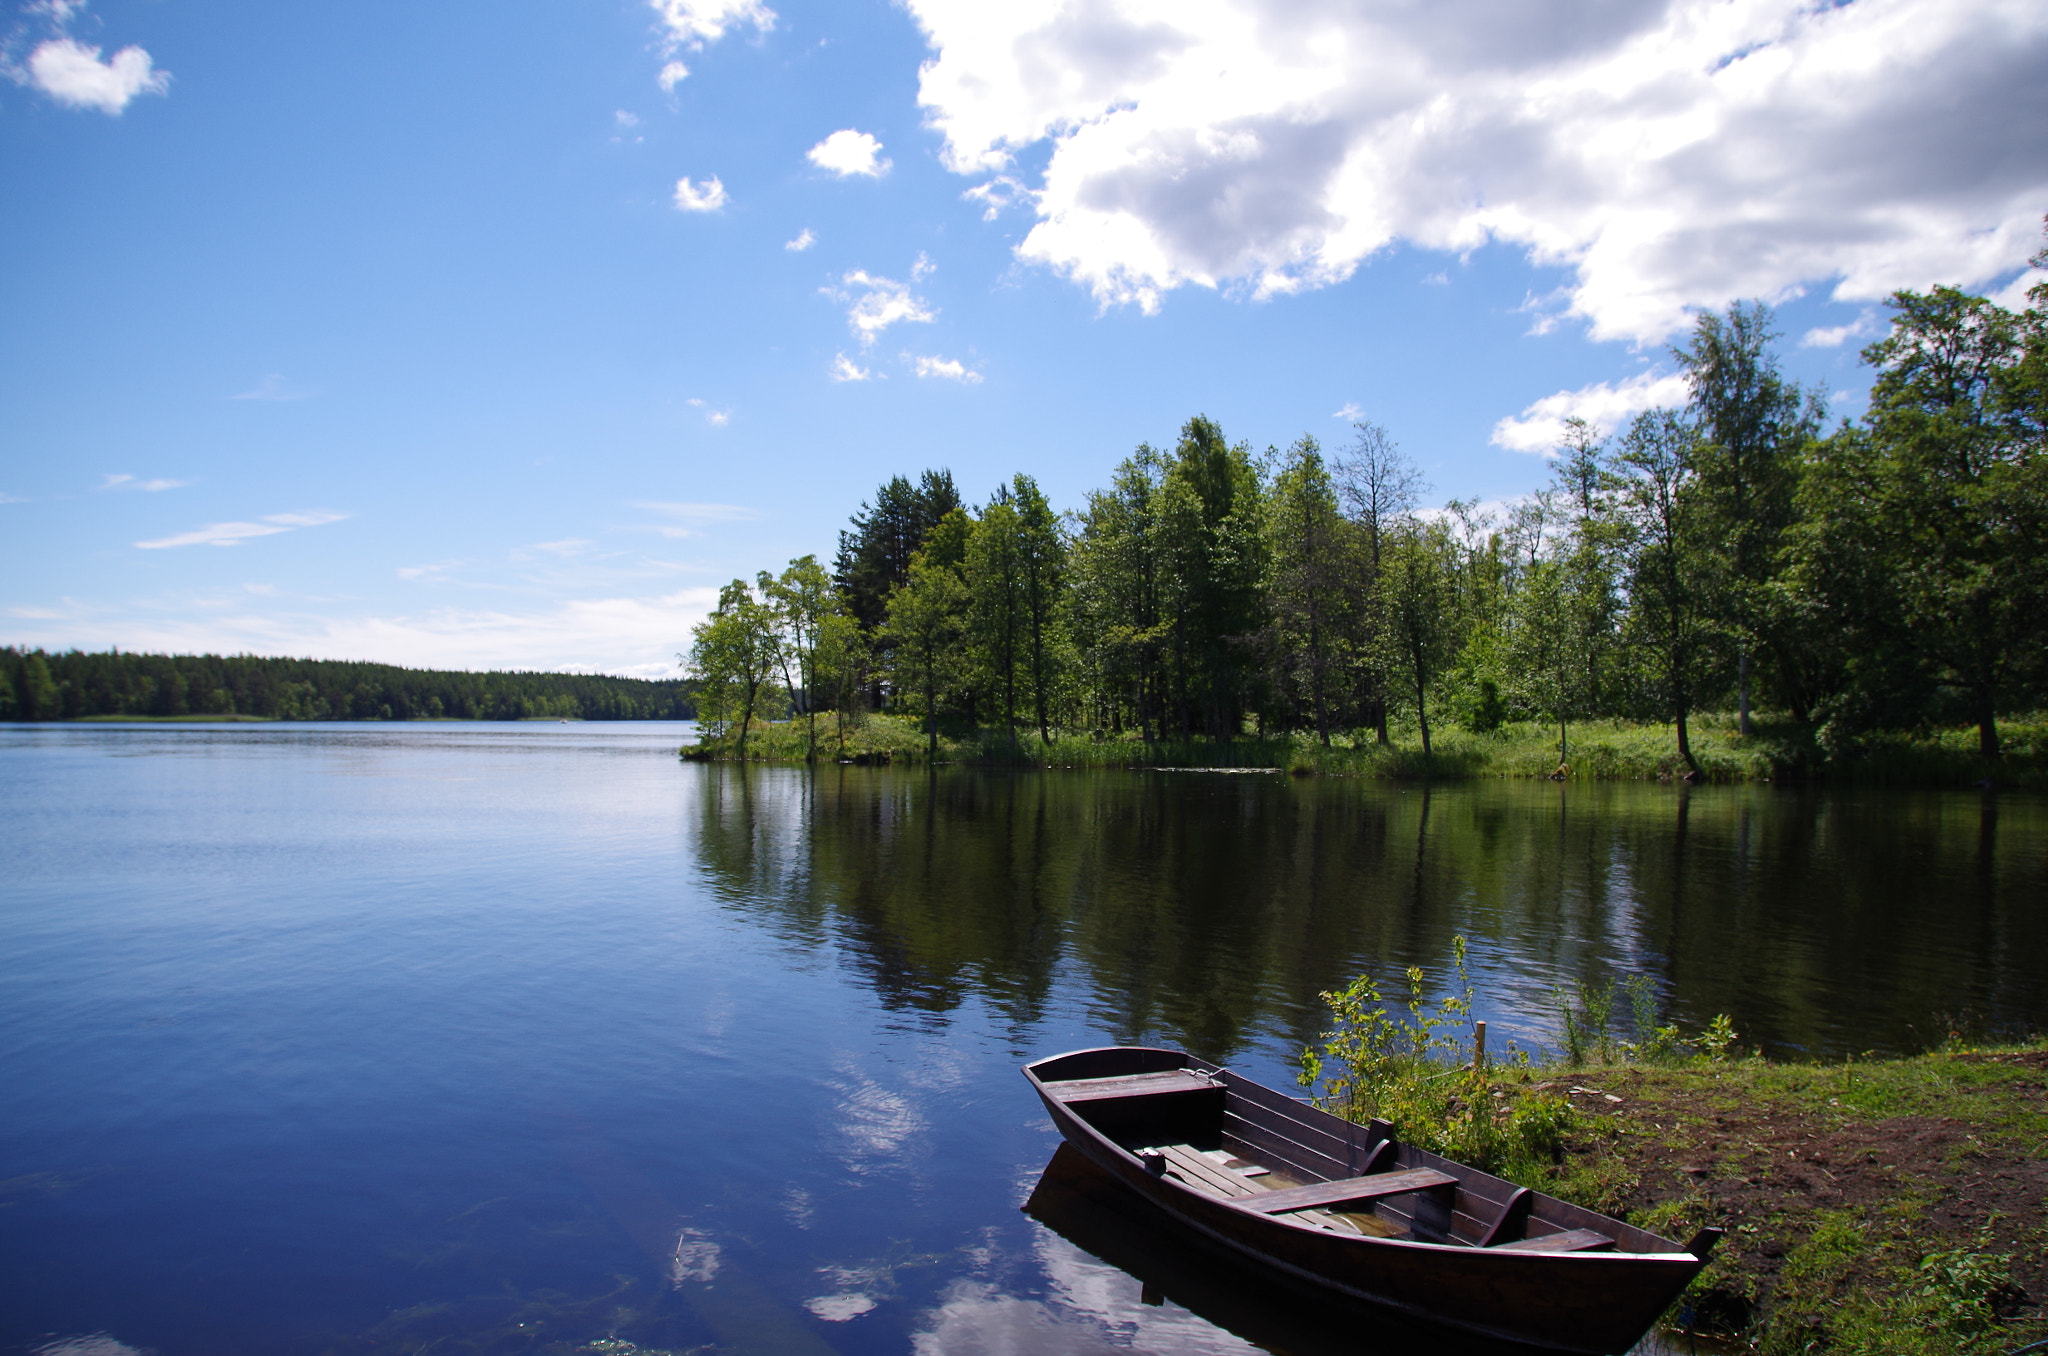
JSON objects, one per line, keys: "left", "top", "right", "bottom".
{"left": 1491, "top": 1228, "right": 1616, "bottom": 1253}
{"left": 1137, "top": 1143, "right": 1405, "bottom": 1236}
{"left": 1237, "top": 1167, "right": 1458, "bottom": 1215}
{"left": 1043, "top": 1070, "right": 1220, "bottom": 1103}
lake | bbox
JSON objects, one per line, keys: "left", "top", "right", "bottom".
{"left": 3, "top": 722, "right": 2042, "bottom": 1355}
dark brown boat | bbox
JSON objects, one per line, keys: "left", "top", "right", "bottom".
{"left": 1025, "top": 1046, "right": 1722, "bottom": 1355}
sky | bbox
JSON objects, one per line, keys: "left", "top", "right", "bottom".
{"left": 3, "top": 0, "right": 2044, "bottom": 678}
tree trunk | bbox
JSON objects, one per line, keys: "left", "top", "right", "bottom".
{"left": 1977, "top": 691, "right": 2000, "bottom": 760}
{"left": 1414, "top": 668, "right": 1432, "bottom": 758}
{"left": 1737, "top": 649, "right": 1752, "bottom": 736}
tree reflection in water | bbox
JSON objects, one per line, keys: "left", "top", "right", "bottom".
{"left": 686, "top": 765, "right": 2047, "bottom": 1061}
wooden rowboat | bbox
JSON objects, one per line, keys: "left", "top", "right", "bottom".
{"left": 1025, "top": 1046, "right": 1721, "bottom": 1355}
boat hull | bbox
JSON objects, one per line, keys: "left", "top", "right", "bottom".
{"left": 1026, "top": 1046, "right": 1709, "bottom": 1356}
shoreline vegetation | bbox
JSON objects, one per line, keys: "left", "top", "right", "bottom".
{"left": 0, "top": 648, "right": 697, "bottom": 723}
{"left": 1295, "top": 951, "right": 2048, "bottom": 1356}
{"left": 690, "top": 288, "right": 2048, "bottom": 786}
{"left": 680, "top": 709, "right": 2048, "bottom": 789}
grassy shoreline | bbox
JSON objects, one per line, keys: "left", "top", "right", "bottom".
{"left": 1515, "top": 1043, "right": 2048, "bottom": 1355}
{"left": 1293, "top": 968, "right": 2045, "bottom": 1355}
{"left": 682, "top": 711, "right": 2048, "bottom": 789}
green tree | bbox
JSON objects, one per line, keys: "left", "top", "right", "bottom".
{"left": 1010, "top": 473, "right": 1068, "bottom": 744}
{"left": 1156, "top": 416, "right": 1266, "bottom": 738}
{"left": 1612, "top": 408, "right": 1713, "bottom": 774}
{"left": 1673, "top": 302, "right": 1823, "bottom": 731}
{"left": 883, "top": 549, "right": 970, "bottom": 756}
{"left": 1068, "top": 447, "right": 1169, "bottom": 738}
{"left": 760, "top": 554, "right": 843, "bottom": 760}
{"left": 1795, "top": 286, "right": 2047, "bottom": 757}
{"left": 966, "top": 491, "right": 1026, "bottom": 738}
{"left": 1381, "top": 519, "right": 1463, "bottom": 756}
{"left": 1334, "top": 420, "right": 1424, "bottom": 742}
{"left": 1264, "top": 434, "right": 1352, "bottom": 744}
{"left": 834, "top": 470, "right": 962, "bottom": 635}
{"left": 686, "top": 579, "right": 783, "bottom": 759}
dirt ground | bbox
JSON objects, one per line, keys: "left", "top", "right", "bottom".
{"left": 1538, "top": 1049, "right": 2048, "bottom": 1346}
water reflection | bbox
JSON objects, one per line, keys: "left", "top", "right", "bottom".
{"left": 688, "top": 765, "right": 2048, "bottom": 1060}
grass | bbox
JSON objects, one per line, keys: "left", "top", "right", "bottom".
{"left": 682, "top": 710, "right": 2048, "bottom": 788}
{"left": 1298, "top": 957, "right": 2048, "bottom": 1355}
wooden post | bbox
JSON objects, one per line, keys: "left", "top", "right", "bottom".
{"left": 1474, "top": 1020, "right": 1488, "bottom": 1070}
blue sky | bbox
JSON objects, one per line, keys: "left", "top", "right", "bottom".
{"left": 4, "top": 0, "right": 2044, "bottom": 676}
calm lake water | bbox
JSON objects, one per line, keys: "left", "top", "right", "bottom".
{"left": 3, "top": 722, "right": 2043, "bottom": 1356}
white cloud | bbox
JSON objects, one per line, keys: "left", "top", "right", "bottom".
{"left": 658, "top": 60, "right": 690, "bottom": 91}
{"left": 22, "top": 37, "right": 168, "bottom": 114}
{"left": 672, "top": 175, "right": 728, "bottom": 212}
{"left": 830, "top": 353, "right": 873, "bottom": 382}
{"left": 785, "top": 227, "right": 816, "bottom": 251}
{"left": 962, "top": 174, "right": 1031, "bottom": 221}
{"left": 1989, "top": 269, "right": 2047, "bottom": 312}
{"left": 910, "top": 354, "right": 981, "bottom": 383}
{"left": 650, "top": 0, "right": 775, "bottom": 49}
{"left": 907, "top": 0, "right": 2048, "bottom": 342}
{"left": 1331, "top": 402, "right": 1365, "bottom": 421}
{"left": 135, "top": 509, "right": 348, "bottom": 550}
{"left": 1491, "top": 371, "right": 1693, "bottom": 454}
{"left": 825, "top": 267, "right": 936, "bottom": 344}
{"left": 1801, "top": 310, "right": 1881, "bottom": 348}
{"left": 231, "top": 373, "right": 312, "bottom": 402}
{"left": 531, "top": 538, "right": 593, "bottom": 557}
{"left": 615, "top": 109, "right": 641, "bottom": 128}
{"left": 99, "top": 473, "right": 188, "bottom": 492}
{"left": 685, "top": 396, "right": 732, "bottom": 425}
{"left": 807, "top": 129, "right": 890, "bottom": 178}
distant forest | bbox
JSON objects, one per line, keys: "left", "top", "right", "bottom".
{"left": 0, "top": 649, "right": 697, "bottom": 722}
{"left": 689, "top": 272, "right": 2048, "bottom": 768}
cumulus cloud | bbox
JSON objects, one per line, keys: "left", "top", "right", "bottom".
{"left": 785, "top": 227, "right": 816, "bottom": 251}
{"left": 1801, "top": 311, "right": 1882, "bottom": 349}
{"left": 1491, "top": 371, "right": 1693, "bottom": 454}
{"left": 908, "top": 0, "right": 2048, "bottom": 341}
{"left": 807, "top": 129, "right": 890, "bottom": 178}
{"left": 672, "top": 175, "right": 728, "bottom": 212}
{"left": 657, "top": 60, "right": 690, "bottom": 91}
{"left": 650, "top": 0, "right": 775, "bottom": 48}
{"left": 910, "top": 354, "right": 981, "bottom": 383}
{"left": 20, "top": 36, "right": 168, "bottom": 114}
{"left": 830, "top": 353, "right": 873, "bottom": 382}
{"left": 135, "top": 509, "right": 348, "bottom": 550}
{"left": 824, "top": 267, "right": 936, "bottom": 344}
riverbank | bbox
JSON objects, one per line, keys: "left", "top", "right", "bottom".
{"left": 681, "top": 711, "right": 2048, "bottom": 788}
{"left": 1526, "top": 1043, "right": 2048, "bottom": 1355}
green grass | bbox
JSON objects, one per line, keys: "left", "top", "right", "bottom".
{"left": 683, "top": 710, "right": 2048, "bottom": 787}
{"left": 1297, "top": 954, "right": 2048, "bottom": 1355}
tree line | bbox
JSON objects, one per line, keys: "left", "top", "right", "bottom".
{"left": 690, "top": 272, "right": 2047, "bottom": 769}
{"left": 0, "top": 648, "right": 698, "bottom": 722}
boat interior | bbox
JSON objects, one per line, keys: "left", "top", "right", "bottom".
{"left": 1035, "top": 1050, "right": 1701, "bottom": 1256}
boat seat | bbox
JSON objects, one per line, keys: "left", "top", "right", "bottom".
{"left": 1238, "top": 1167, "right": 1458, "bottom": 1216}
{"left": 1044, "top": 1069, "right": 1219, "bottom": 1103}
{"left": 1490, "top": 1228, "right": 1615, "bottom": 1253}
{"left": 1140, "top": 1144, "right": 1368, "bottom": 1235}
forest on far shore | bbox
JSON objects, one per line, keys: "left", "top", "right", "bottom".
{"left": 0, "top": 649, "right": 697, "bottom": 723}
{"left": 688, "top": 270, "right": 2048, "bottom": 774}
